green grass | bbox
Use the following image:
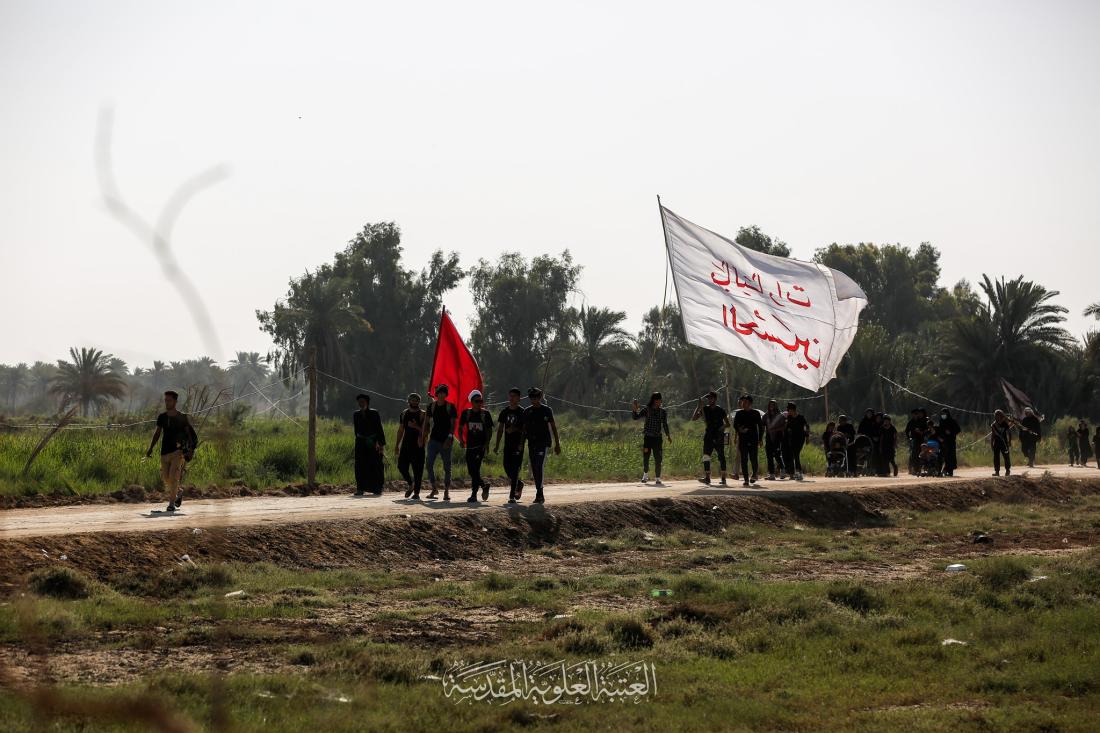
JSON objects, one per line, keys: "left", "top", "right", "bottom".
{"left": 2, "top": 495, "right": 1099, "bottom": 731}
{"left": 1, "top": 415, "right": 1080, "bottom": 498}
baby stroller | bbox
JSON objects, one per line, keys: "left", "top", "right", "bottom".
{"left": 918, "top": 438, "right": 943, "bottom": 477}
{"left": 825, "top": 433, "right": 848, "bottom": 477}
{"left": 850, "top": 434, "right": 874, "bottom": 476}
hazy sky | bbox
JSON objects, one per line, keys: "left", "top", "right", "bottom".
{"left": 2, "top": 0, "right": 1097, "bottom": 370}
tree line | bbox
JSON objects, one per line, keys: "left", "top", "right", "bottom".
{"left": 3, "top": 221, "right": 1098, "bottom": 425}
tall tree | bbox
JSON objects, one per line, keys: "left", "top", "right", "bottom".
{"left": 736, "top": 225, "right": 790, "bottom": 257}
{"left": 258, "top": 270, "right": 367, "bottom": 412}
{"left": 49, "top": 347, "right": 127, "bottom": 417}
{"left": 941, "top": 275, "right": 1072, "bottom": 412}
{"left": 0, "top": 363, "right": 29, "bottom": 413}
{"left": 546, "top": 306, "right": 633, "bottom": 404}
{"left": 227, "top": 351, "right": 271, "bottom": 398}
{"left": 468, "top": 251, "right": 581, "bottom": 393}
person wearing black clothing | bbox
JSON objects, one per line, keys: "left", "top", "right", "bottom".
{"left": 394, "top": 393, "right": 427, "bottom": 499}
{"left": 937, "top": 409, "right": 961, "bottom": 476}
{"left": 763, "top": 400, "right": 787, "bottom": 480}
{"left": 821, "top": 421, "right": 836, "bottom": 453}
{"left": 1093, "top": 427, "right": 1100, "bottom": 471}
{"left": 1067, "top": 427, "right": 1081, "bottom": 466}
{"left": 990, "top": 409, "right": 1012, "bottom": 476}
{"left": 836, "top": 415, "right": 856, "bottom": 476}
{"left": 691, "top": 391, "right": 729, "bottom": 486}
{"left": 857, "top": 408, "right": 879, "bottom": 475}
{"left": 494, "top": 388, "right": 527, "bottom": 504}
{"left": 352, "top": 393, "right": 386, "bottom": 495}
{"left": 632, "top": 392, "right": 672, "bottom": 485}
{"left": 145, "top": 390, "right": 199, "bottom": 513}
{"left": 459, "top": 390, "right": 494, "bottom": 503}
{"left": 904, "top": 409, "right": 928, "bottom": 475}
{"left": 523, "top": 388, "right": 560, "bottom": 504}
{"left": 879, "top": 415, "right": 899, "bottom": 476}
{"left": 425, "top": 385, "right": 458, "bottom": 501}
{"left": 782, "top": 402, "right": 810, "bottom": 481}
{"left": 1018, "top": 408, "right": 1042, "bottom": 468}
{"left": 733, "top": 395, "right": 765, "bottom": 486}
{"left": 1079, "top": 421, "right": 1093, "bottom": 467}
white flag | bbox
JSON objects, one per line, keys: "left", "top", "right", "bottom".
{"left": 660, "top": 205, "right": 867, "bottom": 392}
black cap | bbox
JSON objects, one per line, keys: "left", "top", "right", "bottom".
{"left": 356, "top": 393, "right": 370, "bottom": 402}
{"left": 740, "top": 394, "right": 754, "bottom": 402}
{"left": 528, "top": 387, "right": 543, "bottom": 398}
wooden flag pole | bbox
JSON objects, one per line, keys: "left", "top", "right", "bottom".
{"left": 307, "top": 345, "right": 317, "bottom": 488}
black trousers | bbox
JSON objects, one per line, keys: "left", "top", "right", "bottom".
{"left": 398, "top": 444, "right": 424, "bottom": 492}
{"left": 783, "top": 438, "right": 804, "bottom": 474}
{"left": 1020, "top": 438, "right": 1036, "bottom": 466}
{"left": 703, "top": 433, "right": 726, "bottom": 472}
{"left": 465, "top": 447, "right": 486, "bottom": 493}
{"left": 502, "top": 444, "right": 523, "bottom": 496}
{"left": 765, "top": 434, "right": 785, "bottom": 475}
{"left": 739, "top": 440, "right": 759, "bottom": 479}
{"left": 355, "top": 441, "right": 384, "bottom": 494}
{"left": 643, "top": 435, "right": 663, "bottom": 476}
{"left": 908, "top": 440, "right": 921, "bottom": 474}
{"left": 529, "top": 445, "right": 548, "bottom": 495}
{"left": 992, "top": 446, "right": 1011, "bottom": 473}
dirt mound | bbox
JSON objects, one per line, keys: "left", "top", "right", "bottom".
{"left": 2, "top": 476, "right": 1096, "bottom": 585}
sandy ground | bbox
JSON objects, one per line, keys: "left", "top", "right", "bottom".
{"left": 0, "top": 464, "right": 1088, "bottom": 540}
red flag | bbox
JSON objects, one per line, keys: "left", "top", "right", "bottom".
{"left": 428, "top": 309, "right": 483, "bottom": 438}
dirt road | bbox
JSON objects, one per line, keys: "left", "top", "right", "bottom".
{"left": 1, "top": 464, "right": 1088, "bottom": 540}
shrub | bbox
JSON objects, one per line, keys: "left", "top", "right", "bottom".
{"left": 826, "top": 583, "right": 882, "bottom": 614}
{"left": 259, "top": 445, "right": 306, "bottom": 480}
{"left": 605, "top": 617, "right": 655, "bottom": 650}
{"left": 974, "top": 557, "right": 1031, "bottom": 591}
{"left": 27, "top": 567, "right": 92, "bottom": 600}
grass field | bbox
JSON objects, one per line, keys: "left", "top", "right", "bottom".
{"left": 0, "top": 416, "right": 1084, "bottom": 497}
{"left": 1, "top": 487, "right": 1098, "bottom": 731}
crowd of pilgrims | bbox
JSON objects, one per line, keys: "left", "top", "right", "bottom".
{"left": 349, "top": 384, "right": 1100, "bottom": 503}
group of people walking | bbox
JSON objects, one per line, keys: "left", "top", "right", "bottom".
{"left": 353, "top": 385, "right": 560, "bottom": 504}
{"left": 625, "top": 392, "right": 810, "bottom": 488}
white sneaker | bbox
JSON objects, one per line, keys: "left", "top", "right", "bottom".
{"left": 654, "top": 478, "right": 664, "bottom": 486}
{"left": 641, "top": 473, "right": 649, "bottom": 483}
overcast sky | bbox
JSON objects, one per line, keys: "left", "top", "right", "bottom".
{"left": 1, "top": 0, "right": 1097, "bottom": 370}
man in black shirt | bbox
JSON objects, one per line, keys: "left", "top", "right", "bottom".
{"left": 691, "top": 391, "right": 729, "bottom": 486}
{"left": 425, "top": 384, "right": 457, "bottom": 501}
{"left": 494, "top": 387, "right": 526, "bottom": 503}
{"left": 782, "top": 402, "right": 810, "bottom": 481}
{"left": 522, "top": 387, "right": 560, "bottom": 504}
{"left": 352, "top": 393, "right": 386, "bottom": 495}
{"left": 394, "top": 393, "right": 427, "bottom": 499}
{"left": 732, "top": 395, "right": 764, "bottom": 487}
{"left": 145, "top": 390, "right": 198, "bottom": 513}
{"left": 1019, "top": 407, "right": 1042, "bottom": 468}
{"left": 459, "top": 390, "right": 494, "bottom": 503}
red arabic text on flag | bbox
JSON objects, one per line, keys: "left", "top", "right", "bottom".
{"left": 660, "top": 205, "right": 868, "bottom": 392}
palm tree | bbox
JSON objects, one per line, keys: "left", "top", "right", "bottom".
{"left": 548, "top": 306, "right": 633, "bottom": 404}
{"left": 1086, "top": 302, "right": 1100, "bottom": 320}
{"left": 257, "top": 272, "right": 367, "bottom": 411}
{"left": 0, "top": 363, "right": 29, "bottom": 413}
{"left": 49, "top": 347, "right": 127, "bottom": 416}
{"left": 941, "top": 275, "right": 1072, "bottom": 411}
{"left": 228, "top": 351, "right": 271, "bottom": 397}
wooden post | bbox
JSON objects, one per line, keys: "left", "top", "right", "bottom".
{"left": 878, "top": 376, "right": 887, "bottom": 414}
{"left": 823, "top": 384, "right": 830, "bottom": 424}
{"left": 307, "top": 346, "right": 317, "bottom": 488}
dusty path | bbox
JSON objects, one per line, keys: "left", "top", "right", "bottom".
{"left": 0, "top": 464, "right": 1088, "bottom": 540}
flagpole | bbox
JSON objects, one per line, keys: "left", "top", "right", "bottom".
{"left": 656, "top": 195, "right": 688, "bottom": 344}
{"left": 428, "top": 305, "right": 446, "bottom": 397}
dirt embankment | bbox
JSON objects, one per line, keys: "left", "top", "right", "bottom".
{"left": 2, "top": 476, "right": 1097, "bottom": 583}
